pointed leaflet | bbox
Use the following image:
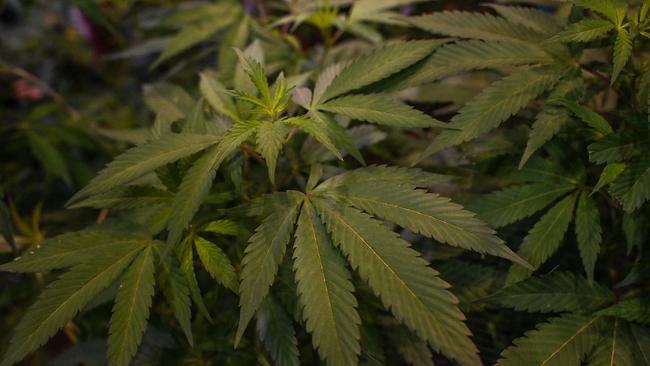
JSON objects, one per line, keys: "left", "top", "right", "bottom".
{"left": 234, "top": 48, "right": 271, "bottom": 103}
{"left": 312, "top": 61, "right": 349, "bottom": 107}
{"left": 317, "top": 182, "right": 530, "bottom": 268}
{"left": 68, "top": 186, "right": 173, "bottom": 210}
{"left": 489, "top": 272, "right": 614, "bottom": 313}
{"left": 409, "top": 11, "right": 545, "bottom": 43}
{"left": 200, "top": 219, "right": 240, "bottom": 235}
{"left": 0, "top": 246, "right": 143, "bottom": 366}
{"left": 292, "top": 201, "right": 360, "bottom": 366}
{"left": 177, "top": 237, "right": 212, "bottom": 322}
{"left": 417, "top": 65, "right": 566, "bottom": 162}
{"left": 558, "top": 100, "right": 613, "bottom": 135}
{"left": 199, "top": 71, "right": 238, "bottom": 120}
{"left": 508, "top": 194, "right": 577, "bottom": 284}
{"left": 108, "top": 246, "right": 156, "bottom": 366}
{"left": 575, "top": 192, "right": 602, "bottom": 282}
{"left": 318, "top": 94, "right": 451, "bottom": 128}
{"left": 26, "top": 132, "right": 71, "bottom": 185}
{"left": 0, "top": 223, "right": 150, "bottom": 273}
{"left": 588, "top": 130, "right": 642, "bottom": 164}
{"left": 592, "top": 163, "right": 626, "bottom": 193}
{"left": 496, "top": 314, "right": 604, "bottom": 366}
{"left": 484, "top": 4, "right": 562, "bottom": 34}
{"left": 194, "top": 236, "right": 238, "bottom": 291}
{"left": 256, "top": 121, "right": 290, "bottom": 183}
{"left": 68, "top": 134, "right": 220, "bottom": 204}
{"left": 551, "top": 19, "right": 615, "bottom": 42}
{"left": 520, "top": 108, "right": 571, "bottom": 168}
{"left": 283, "top": 116, "right": 343, "bottom": 161}
{"left": 314, "top": 200, "right": 480, "bottom": 366}
{"left": 316, "top": 40, "right": 440, "bottom": 103}
{"left": 555, "top": 0, "right": 627, "bottom": 25}
{"left": 309, "top": 110, "right": 364, "bottom": 164}
{"left": 596, "top": 297, "right": 650, "bottom": 324}
{"left": 157, "top": 248, "right": 193, "bottom": 345}
{"left": 236, "top": 196, "right": 302, "bottom": 345}
{"left": 256, "top": 296, "right": 300, "bottom": 366}
{"left": 610, "top": 157, "right": 650, "bottom": 212}
{"left": 467, "top": 184, "right": 574, "bottom": 229}
{"left": 314, "top": 165, "right": 451, "bottom": 192}
{"left": 612, "top": 28, "right": 632, "bottom": 84}
{"left": 167, "top": 120, "right": 260, "bottom": 244}
{"left": 587, "top": 320, "right": 637, "bottom": 366}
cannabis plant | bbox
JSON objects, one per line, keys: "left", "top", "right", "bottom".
{"left": 1, "top": 0, "right": 650, "bottom": 365}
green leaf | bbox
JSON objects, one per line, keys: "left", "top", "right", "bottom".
{"left": 68, "top": 134, "right": 220, "bottom": 205}
{"left": 587, "top": 320, "right": 637, "bottom": 366}
{"left": 256, "top": 296, "right": 300, "bottom": 366}
{"left": 507, "top": 194, "right": 577, "bottom": 284}
{"left": 152, "top": 4, "right": 237, "bottom": 68}
{"left": 314, "top": 200, "right": 480, "bottom": 365}
{"left": 317, "top": 40, "right": 440, "bottom": 103}
{"left": 318, "top": 94, "right": 452, "bottom": 128}
{"left": 143, "top": 83, "right": 194, "bottom": 131}
{"left": 551, "top": 19, "right": 615, "bottom": 42}
{"left": 496, "top": 314, "right": 604, "bottom": 366}
{"left": 489, "top": 272, "right": 614, "bottom": 313}
{"left": 26, "top": 132, "right": 71, "bottom": 186}
{"left": 417, "top": 66, "right": 566, "bottom": 163}
{"left": 68, "top": 186, "right": 173, "bottom": 210}
{"left": 177, "top": 237, "right": 212, "bottom": 322}
{"left": 318, "top": 181, "right": 530, "bottom": 268}
{"left": 293, "top": 201, "right": 360, "bottom": 366}
{"left": 218, "top": 13, "right": 250, "bottom": 83}
{"left": 314, "top": 165, "right": 450, "bottom": 192}
{"left": 199, "top": 71, "right": 239, "bottom": 120}
{"left": 557, "top": 99, "right": 613, "bottom": 135}
{"left": 596, "top": 297, "right": 650, "bottom": 324}
{"left": 0, "top": 224, "right": 150, "bottom": 273}
{"left": 629, "top": 324, "right": 650, "bottom": 365}
{"left": 484, "top": 4, "right": 562, "bottom": 35}
{"left": 0, "top": 198, "right": 15, "bottom": 253}
{"left": 467, "top": 184, "right": 574, "bottom": 229}
{"left": 256, "top": 122, "right": 290, "bottom": 183}
{"left": 409, "top": 11, "right": 545, "bottom": 43}
{"left": 309, "top": 110, "right": 365, "bottom": 164}
{"left": 520, "top": 108, "right": 571, "bottom": 168}
{"left": 236, "top": 196, "right": 302, "bottom": 345}
{"left": 610, "top": 157, "right": 650, "bottom": 212}
{"left": 612, "top": 28, "right": 632, "bottom": 84}
{"left": 234, "top": 48, "right": 271, "bottom": 103}
{"left": 158, "top": 249, "right": 193, "bottom": 346}
{"left": 194, "top": 236, "right": 237, "bottom": 292}
{"left": 575, "top": 192, "right": 602, "bottom": 282}
{"left": 283, "top": 116, "right": 343, "bottom": 161}
{"left": 588, "top": 131, "right": 641, "bottom": 164}
{"left": 199, "top": 219, "right": 240, "bottom": 235}
{"left": 0, "top": 246, "right": 143, "bottom": 366}
{"left": 592, "top": 163, "right": 626, "bottom": 193}
{"left": 167, "top": 121, "right": 260, "bottom": 244}
{"left": 108, "top": 245, "right": 156, "bottom": 366}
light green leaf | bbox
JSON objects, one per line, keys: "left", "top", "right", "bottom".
{"left": 194, "top": 236, "right": 237, "bottom": 292}
{"left": 108, "top": 245, "right": 155, "bottom": 366}
{"left": 236, "top": 196, "right": 302, "bottom": 345}
{"left": 68, "top": 133, "right": 220, "bottom": 205}
{"left": 314, "top": 165, "right": 451, "bottom": 192}
{"left": 551, "top": 19, "right": 615, "bottom": 42}
{"left": 409, "top": 11, "right": 545, "bottom": 43}
{"left": 309, "top": 110, "right": 364, "bottom": 164}
{"left": 592, "top": 163, "right": 626, "bottom": 193}
{"left": 554, "top": 0, "right": 627, "bottom": 25}
{"left": 319, "top": 94, "right": 452, "bottom": 128}
{"left": 319, "top": 182, "right": 530, "bottom": 268}
{"left": 612, "top": 28, "right": 632, "bottom": 84}
{"left": 143, "top": 83, "right": 194, "bottom": 131}
{"left": 317, "top": 40, "right": 441, "bottom": 103}
{"left": 199, "top": 219, "right": 240, "bottom": 235}
{"left": 177, "top": 237, "right": 212, "bottom": 322}
{"left": 0, "top": 224, "right": 150, "bottom": 273}
{"left": 484, "top": 4, "right": 562, "bottom": 34}
{"left": 490, "top": 272, "right": 613, "bottom": 313}
{"left": 256, "top": 296, "right": 300, "bottom": 366}
{"left": 0, "top": 246, "right": 143, "bottom": 366}
{"left": 167, "top": 121, "right": 260, "bottom": 244}
{"left": 557, "top": 99, "right": 613, "bottom": 135}
{"left": 314, "top": 200, "right": 480, "bottom": 366}
{"left": 467, "top": 184, "right": 574, "bottom": 229}
{"left": 293, "top": 201, "right": 360, "bottom": 366}
{"left": 507, "top": 194, "right": 577, "bottom": 284}
{"left": 575, "top": 192, "right": 602, "bottom": 282}
{"left": 234, "top": 48, "right": 271, "bottom": 103}
{"left": 496, "top": 314, "right": 604, "bottom": 366}
{"left": 158, "top": 249, "right": 193, "bottom": 346}
{"left": 199, "top": 71, "right": 239, "bottom": 120}
{"left": 256, "top": 122, "right": 290, "bottom": 183}
{"left": 417, "top": 66, "right": 566, "bottom": 163}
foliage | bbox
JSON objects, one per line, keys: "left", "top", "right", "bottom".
{"left": 1, "top": 0, "right": 650, "bottom": 365}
